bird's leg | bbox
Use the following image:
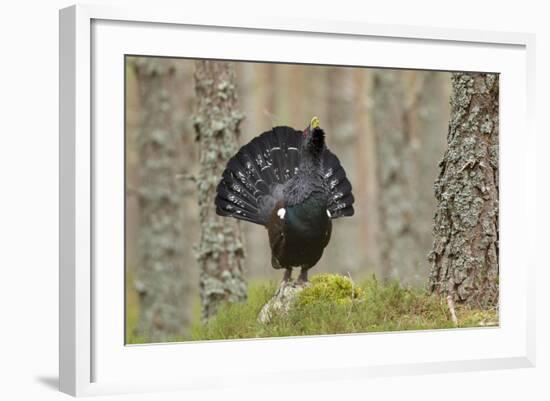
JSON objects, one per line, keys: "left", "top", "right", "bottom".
{"left": 296, "top": 267, "right": 309, "bottom": 285}
{"left": 282, "top": 268, "right": 292, "bottom": 284}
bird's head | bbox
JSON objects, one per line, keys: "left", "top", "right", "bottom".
{"left": 302, "top": 116, "right": 325, "bottom": 160}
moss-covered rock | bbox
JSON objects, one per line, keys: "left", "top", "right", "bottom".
{"left": 178, "top": 276, "right": 499, "bottom": 342}
{"left": 257, "top": 281, "right": 306, "bottom": 324}
{"left": 257, "top": 274, "right": 363, "bottom": 324}
{"left": 297, "top": 274, "right": 363, "bottom": 307}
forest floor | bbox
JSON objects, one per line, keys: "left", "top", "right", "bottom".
{"left": 126, "top": 274, "right": 499, "bottom": 344}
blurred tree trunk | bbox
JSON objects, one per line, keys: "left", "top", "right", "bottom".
{"left": 260, "top": 64, "right": 276, "bottom": 126}
{"left": 124, "top": 59, "right": 140, "bottom": 289}
{"left": 273, "top": 64, "right": 293, "bottom": 125}
{"left": 324, "top": 67, "right": 359, "bottom": 274}
{"left": 289, "top": 65, "right": 305, "bottom": 124}
{"left": 428, "top": 73, "right": 499, "bottom": 309}
{"left": 406, "top": 72, "right": 449, "bottom": 261}
{"left": 193, "top": 61, "right": 247, "bottom": 321}
{"left": 237, "top": 64, "right": 277, "bottom": 280}
{"left": 372, "top": 70, "right": 423, "bottom": 280}
{"left": 132, "top": 58, "right": 191, "bottom": 342}
{"left": 400, "top": 71, "right": 451, "bottom": 285}
{"left": 171, "top": 60, "right": 202, "bottom": 306}
{"left": 354, "top": 69, "right": 379, "bottom": 271}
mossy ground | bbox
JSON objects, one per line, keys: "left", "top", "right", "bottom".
{"left": 126, "top": 273, "right": 498, "bottom": 344}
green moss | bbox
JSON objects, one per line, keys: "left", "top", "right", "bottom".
{"left": 297, "top": 273, "right": 363, "bottom": 307}
{"left": 190, "top": 280, "right": 277, "bottom": 340}
{"left": 126, "top": 273, "right": 499, "bottom": 344}
{"left": 187, "top": 274, "right": 498, "bottom": 341}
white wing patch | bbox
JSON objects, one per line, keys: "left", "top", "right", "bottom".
{"left": 277, "top": 208, "right": 286, "bottom": 219}
{"left": 326, "top": 209, "right": 332, "bottom": 218}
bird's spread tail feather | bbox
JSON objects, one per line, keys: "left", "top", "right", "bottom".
{"left": 215, "top": 126, "right": 302, "bottom": 225}
{"left": 215, "top": 126, "right": 355, "bottom": 224}
{"left": 322, "top": 150, "right": 355, "bottom": 218}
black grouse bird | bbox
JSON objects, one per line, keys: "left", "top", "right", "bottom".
{"left": 215, "top": 117, "right": 354, "bottom": 283}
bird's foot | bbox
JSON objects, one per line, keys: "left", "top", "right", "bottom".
{"left": 281, "top": 269, "right": 292, "bottom": 285}
{"left": 295, "top": 269, "right": 309, "bottom": 287}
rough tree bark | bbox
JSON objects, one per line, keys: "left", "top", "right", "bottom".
{"left": 193, "top": 61, "right": 247, "bottom": 321}
{"left": 428, "top": 72, "right": 499, "bottom": 309}
{"left": 372, "top": 70, "right": 423, "bottom": 280}
{"left": 132, "top": 58, "right": 191, "bottom": 342}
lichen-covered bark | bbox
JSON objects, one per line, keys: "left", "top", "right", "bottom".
{"left": 372, "top": 71, "right": 423, "bottom": 280}
{"left": 428, "top": 73, "right": 499, "bottom": 308}
{"left": 193, "top": 61, "right": 247, "bottom": 321}
{"left": 132, "top": 58, "right": 191, "bottom": 342}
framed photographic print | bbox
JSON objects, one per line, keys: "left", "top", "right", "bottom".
{"left": 59, "top": 4, "right": 536, "bottom": 397}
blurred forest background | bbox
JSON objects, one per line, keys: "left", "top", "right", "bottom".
{"left": 125, "top": 57, "right": 499, "bottom": 343}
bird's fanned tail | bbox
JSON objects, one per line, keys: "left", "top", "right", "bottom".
{"left": 215, "top": 126, "right": 302, "bottom": 225}
{"left": 215, "top": 125, "right": 355, "bottom": 224}
{"left": 322, "top": 150, "right": 355, "bottom": 218}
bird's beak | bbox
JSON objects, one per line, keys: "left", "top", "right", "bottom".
{"left": 310, "top": 116, "right": 320, "bottom": 130}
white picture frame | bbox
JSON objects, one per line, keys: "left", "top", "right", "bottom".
{"left": 59, "top": 3, "right": 536, "bottom": 397}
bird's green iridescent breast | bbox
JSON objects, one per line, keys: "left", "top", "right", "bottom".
{"left": 284, "top": 194, "right": 329, "bottom": 240}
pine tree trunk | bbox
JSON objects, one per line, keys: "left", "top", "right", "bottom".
{"left": 324, "top": 67, "right": 361, "bottom": 275}
{"left": 354, "top": 69, "right": 380, "bottom": 272}
{"left": 372, "top": 70, "right": 423, "bottom": 280}
{"left": 236, "top": 63, "right": 276, "bottom": 281}
{"left": 124, "top": 59, "right": 140, "bottom": 288}
{"left": 428, "top": 72, "right": 499, "bottom": 309}
{"left": 133, "top": 58, "right": 191, "bottom": 342}
{"left": 193, "top": 61, "right": 247, "bottom": 321}
{"left": 401, "top": 71, "right": 451, "bottom": 285}
{"left": 407, "top": 72, "right": 450, "bottom": 266}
